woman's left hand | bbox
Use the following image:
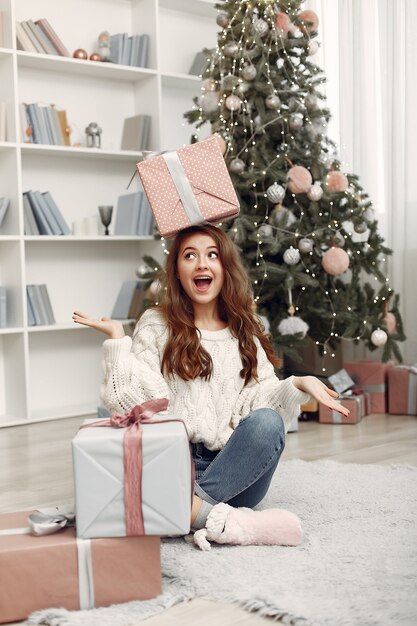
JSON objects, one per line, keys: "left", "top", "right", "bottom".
{"left": 292, "top": 375, "right": 350, "bottom": 417}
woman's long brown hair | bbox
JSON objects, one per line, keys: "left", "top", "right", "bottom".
{"left": 159, "top": 224, "right": 280, "bottom": 385}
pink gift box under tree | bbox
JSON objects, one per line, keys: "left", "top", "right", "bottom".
{"left": 319, "top": 394, "right": 365, "bottom": 424}
{"left": 0, "top": 509, "right": 161, "bottom": 624}
{"left": 388, "top": 365, "right": 417, "bottom": 415}
{"left": 343, "top": 360, "right": 393, "bottom": 414}
{"left": 136, "top": 134, "right": 240, "bottom": 238}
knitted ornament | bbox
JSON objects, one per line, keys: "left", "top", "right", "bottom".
{"left": 322, "top": 247, "right": 350, "bottom": 275}
{"left": 289, "top": 113, "right": 303, "bottom": 130}
{"left": 298, "top": 10, "right": 319, "bottom": 33}
{"left": 275, "top": 12, "right": 294, "bottom": 37}
{"left": 298, "top": 237, "right": 314, "bottom": 253}
{"left": 266, "top": 182, "right": 285, "bottom": 203}
{"left": 370, "top": 328, "right": 388, "bottom": 347}
{"left": 224, "top": 42, "right": 238, "bottom": 57}
{"left": 257, "top": 224, "right": 273, "bottom": 238}
{"left": 149, "top": 279, "right": 162, "bottom": 296}
{"left": 287, "top": 166, "right": 312, "bottom": 194}
{"left": 225, "top": 94, "right": 241, "bottom": 112}
{"left": 326, "top": 170, "right": 349, "bottom": 193}
{"left": 253, "top": 18, "right": 269, "bottom": 37}
{"left": 307, "top": 183, "right": 323, "bottom": 201}
{"left": 283, "top": 247, "right": 300, "bottom": 265}
{"left": 278, "top": 315, "right": 309, "bottom": 338}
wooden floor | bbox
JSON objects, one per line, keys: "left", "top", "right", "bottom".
{"left": 1, "top": 413, "right": 416, "bottom": 625}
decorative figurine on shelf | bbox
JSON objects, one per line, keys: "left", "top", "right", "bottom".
{"left": 98, "top": 205, "right": 113, "bottom": 235}
{"left": 97, "top": 31, "right": 110, "bottom": 61}
{"left": 73, "top": 48, "right": 88, "bottom": 60}
{"left": 85, "top": 122, "right": 102, "bottom": 148}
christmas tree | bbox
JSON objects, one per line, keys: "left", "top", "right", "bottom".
{"left": 183, "top": 0, "right": 405, "bottom": 367}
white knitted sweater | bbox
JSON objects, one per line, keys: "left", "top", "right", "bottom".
{"left": 101, "top": 308, "right": 310, "bottom": 451}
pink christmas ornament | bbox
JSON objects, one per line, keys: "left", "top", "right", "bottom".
{"left": 326, "top": 170, "right": 349, "bottom": 193}
{"left": 275, "top": 12, "right": 294, "bottom": 38}
{"left": 384, "top": 311, "right": 397, "bottom": 335}
{"left": 225, "top": 94, "right": 241, "bottom": 112}
{"left": 287, "top": 165, "right": 312, "bottom": 194}
{"left": 298, "top": 10, "right": 319, "bottom": 33}
{"left": 322, "top": 247, "right": 350, "bottom": 276}
{"left": 308, "top": 41, "right": 319, "bottom": 55}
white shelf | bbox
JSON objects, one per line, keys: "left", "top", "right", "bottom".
{"left": 17, "top": 51, "right": 157, "bottom": 82}
{"left": 20, "top": 144, "right": 145, "bottom": 161}
{"left": 0, "top": 0, "right": 217, "bottom": 427}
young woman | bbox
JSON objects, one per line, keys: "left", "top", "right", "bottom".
{"left": 73, "top": 224, "right": 348, "bottom": 550}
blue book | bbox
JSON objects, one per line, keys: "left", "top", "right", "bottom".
{"left": 27, "top": 291, "right": 36, "bottom": 326}
{"left": 122, "top": 36, "right": 132, "bottom": 66}
{"left": 114, "top": 192, "right": 141, "bottom": 235}
{"left": 33, "top": 190, "right": 61, "bottom": 235}
{"left": 0, "top": 197, "right": 10, "bottom": 228}
{"left": 26, "top": 285, "right": 47, "bottom": 325}
{"left": 0, "top": 286, "right": 7, "bottom": 328}
{"left": 138, "top": 34, "right": 149, "bottom": 68}
{"left": 39, "top": 284, "right": 55, "bottom": 324}
{"left": 42, "top": 191, "right": 71, "bottom": 235}
{"left": 28, "top": 103, "right": 49, "bottom": 144}
{"left": 22, "top": 194, "right": 40, "bottom": 235}
{"left": 26, "top": 104, "right": 41, "bottom": 143}
{"left": 25, "top": 190, "right": 53, "bottom": 235}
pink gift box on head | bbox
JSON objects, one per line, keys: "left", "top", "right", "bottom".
{"left": 136, "top": 135, "right": 240, "bottom": 238}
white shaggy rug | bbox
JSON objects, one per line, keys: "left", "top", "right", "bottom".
{"left": 28, "top": 459, "right": 417, "bottom": 626}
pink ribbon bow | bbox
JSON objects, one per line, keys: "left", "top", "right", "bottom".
{"left": 83, "top": 399, "right": 171, "bottom": 536}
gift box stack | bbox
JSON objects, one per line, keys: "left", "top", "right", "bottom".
{"left": 388, "top": 364, "right": 417, "bottom": 416}
{"left": 0, "top": 400, "right": 193, "bottom": 623}
{"left": 343, "top": 360, "right": 394, "bottom": 414}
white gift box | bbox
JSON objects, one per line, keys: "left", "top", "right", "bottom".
{"left": 72, "top": 416, "right": 192, "bottom": 539}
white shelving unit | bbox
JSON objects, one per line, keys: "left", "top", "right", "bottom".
{"left": 0, "top": 0, "right": 217, "bottom": 426}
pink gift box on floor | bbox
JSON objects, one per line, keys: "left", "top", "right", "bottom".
{"left": 343, "top": 361, "right": 393, "bottom": 414}
{"left": 319, "top": 395, "right": 365, "bottom": 424}
{"left": 136, "top": 135, "right": 240, "bottom": 238}
{"left": 0, "top": 510, "right": 161, "bottom": 624}
{"left": 388, "top": 365, "right": 417, "bottom": 415}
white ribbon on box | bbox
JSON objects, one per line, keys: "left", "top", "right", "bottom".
{"left": 0, "top": 506, "right": 95, "bottom": 610}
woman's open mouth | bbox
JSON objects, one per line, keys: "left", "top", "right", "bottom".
{"left": 193, "top": 276, "right": 213, "bottom": 292}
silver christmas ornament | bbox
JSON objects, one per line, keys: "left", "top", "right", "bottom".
{"left": 225, "top": 94, "right": 241, "bottom": 111}
{"left": 136, "top": 262, "right": 151, "bottom": 278}
{"left": 370, "top": 328, "right": 388, "bottom": 347}
{"left": 253, "top": 18, "right": 269, "bottom": 37}
{"left": 150, "top": 279, "right": 162, "bottom": 296}
{"left": 283, "top": 247, "right": 300, "bottom": 265}
{"left": 241, "top": 64, "right": 257, "bottom": 81}
{"left": 354, "top": 221, "right": 368, "bottom": 234}
{"left": 229, "top": 158, "right": 245, "bottom": 174}
{"left": 266, "top": 183, "right": 286, "bottom": 203}
{"left": 265, "top": 94, "right": 281, "bottom": 109}
{"left": 298, "top": 238, "right": 314, "bottom": 253}
{"left": 307, "top": 183, "right": 323, "bottom": 201}
{"left": 223, "top": 42, "right": 238, "bottom": 57}
{"left": 289, "top": 113, "right": 303, "bottom": 130}
{"left": 216, "top": 11, "right": 229, "bottom": 28}
{"left": 257, "top": 224, "right": 273, "bottom": 238}
{"left": 278, "top": 315, "right": 309, "bottom": 338}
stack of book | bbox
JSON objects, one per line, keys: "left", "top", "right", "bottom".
{"left": 109, "top": 33, "right": 149, "bottom": 68}
{"left": 111, "top": 280, "right": 145, "bottom": 320}
{"left": 0, "top": 197, "right": 10, "bottom": 230}
{"left": 15, "top": 18, "right": 70, "bottom": 56}
{"left": 0, "top": 286, "right": 7, "bottom": 328}
{"left": 121, "top": 114, "right": 151, "bottom": 151}
{"left": 23, "top": 190, "right": 71, "bottom": 236}
{"left": 188, "top": 50, "right": 212, "bottom": 76}
{"left": 20, "top": 102, "right": 70, "bottom": 145}
{"left": 114, "top": 191, "right": 154, "bottom": 236}
{"left": 26, "top": 284, "right": 55, "bottom": 326}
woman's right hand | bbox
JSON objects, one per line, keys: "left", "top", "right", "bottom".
{"left": 72, "top": 311, "right": 125, "bottom": 339}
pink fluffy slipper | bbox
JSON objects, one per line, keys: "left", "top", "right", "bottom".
{"left": 193, "top": 503, "right": 302, "bottom": 551}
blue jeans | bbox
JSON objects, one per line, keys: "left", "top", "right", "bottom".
{"left": 191, "top": 408, "right": 286, "bottom": 508}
